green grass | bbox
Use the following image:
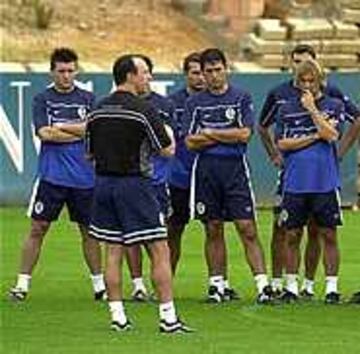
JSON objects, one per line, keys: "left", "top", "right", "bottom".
{"left": 1, "top": 208, "right": 360, "bottom": 354}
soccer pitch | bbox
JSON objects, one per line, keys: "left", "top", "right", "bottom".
{"left": 1, "top": 208, "right": 359, "bottom": 354}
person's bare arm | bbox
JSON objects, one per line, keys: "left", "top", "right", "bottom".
{"left": 37, "top": 126, "right": 80, "bottom": 142}
{"left": 202, "top": 127, "right": 252, "bottom": 144}
{"left": 278, "top": 133, "right": 320, "bottom": 151}
{"left": 159, "top": 124, "right": 176, "bottom": 157}
{"left": 301, "top": 91, "right": 339, "bottom": 142}
{"left": 53, "top": 121, "right": 86, "bottom": 138}
{"left": 338, "top": 117, "right": 360, "bottom": 158}
{"left": 185, "top": 133, "right": 217, "bottom": 151}
{"left": 257, "top": 125, "right": 283, "bottom": 167}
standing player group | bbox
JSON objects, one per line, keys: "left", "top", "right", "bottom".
{"left": 8, "top": 44, "right": 360, "bottom": 333}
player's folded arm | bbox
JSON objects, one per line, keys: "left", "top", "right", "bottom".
{"left": 184, "top": 133, "right": 216, "bottom": 150}
{"left": 52, "top": 121, "right": 86, "bottom": 137}
{"left": 277, "top": 134, "right": 320, "bottom": 151}
{"left": 203, "top": 127, "right": 252, "bottom": 144}
{"left": 37, "top": 125, "right": 80, "bottom": 143}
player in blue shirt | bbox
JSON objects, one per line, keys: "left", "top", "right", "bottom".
{"left": 9, "top": 48, "right": 105, "bottom": 302}
{"left": 168, "top": 52, "right": 239, "bottom": 301}
{"left": 258, "top": 44, "right": 360, "bottom": 297}
{"left": 167, "top": 52, "right": 204, "bottom": 273}
{"left": 275, "top": 60, "right": 344, "bottom": 304}
{"left": 124, "top": 54, "right": 176, "bottom": 302}
{"left": 185, "top": 48, "right": 272, "bottom": 303}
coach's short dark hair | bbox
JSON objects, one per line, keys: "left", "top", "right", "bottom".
{"left": 50, "top": 48, "right": 78, "bottom": 70}
{"left": 200, "top": 48, "right": 227, "bottom": 70}
{"left": 290, "top": 44, "right": 317, "bottom": 60}
{"left": 112, "top": 55, "right": 139, "bottom": 86}
{"left": 183, "top": 52, "right": 201, "bottom": 73}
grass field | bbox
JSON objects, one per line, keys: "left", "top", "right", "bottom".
{"left": 1, "top": 208, "right": 359, "bottom": 354}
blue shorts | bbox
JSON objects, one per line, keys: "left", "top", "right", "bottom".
{"left": 279, "top": 191, "right": 342, "bottom": 229}
{"left": 27, "top": 179, "right": 93, "bottom": 225}
{"left": 191, "top": 154, "right": 256, "bottom": 221}
{"left": 168, "top": 184, "right": 190, "bottom": 226}
{"left": 152, "top": 183, "right": 171, "bottom": 219}
{"left": 89, "top": 176, "right": 167, "bottom": 245}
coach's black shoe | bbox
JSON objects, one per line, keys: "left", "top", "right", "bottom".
{"left": 223, "top": 287, "right": 240, "bottom": 301}
{"left": 131, "top": 289, "right": 148, "bottom": 302}
{"left": 159, "top": 318, "right": 194, "bottom": 334}
{"left": 299, "top": 289, "right": 314, "bottom": 301}
{"left": 278, "top": 289, "right": 298, "bottom": 304}
{"left": 257, "top": 285, "right": 274, "bottom": 304}
{"left": 9, "top": 287, "right": 27, "bottom": 302}
{"left": 324, "top": 292, "right": 341, "bottom": 305}
{"left": 94, "top": 289, "right": 107, "bottom": 301}
{"left": 349, "top": 291, "right": 360, "bottom": 304}
{"left": 110, "top": 320, "right": 132, "bottom": 332}
{"left": 206, "top": 285, "right": 223, "bottom": 303}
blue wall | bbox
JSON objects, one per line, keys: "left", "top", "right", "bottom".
{"left": 1, "top": 72, "right": 359, "bottom": 205}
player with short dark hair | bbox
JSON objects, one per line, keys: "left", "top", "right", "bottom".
{"left": 258, "top": 44, "right": 360, "bottom": 296}
{"left": 87, "top": 54, "right": 192, "bottom": 333}
{"left": 168, "top": 51, "right": 239, "bottom": 301}
{"left": 9, "top": 47, "right": 105, "bottom": 302}
{"left": 276, "top": 60, "right": 344, "bottom": 304}
{"left": 167, "top": 52, "right": 205, "bottom": 274}
{"left": 184, "top": 48, "right": 273, "bottom": 304}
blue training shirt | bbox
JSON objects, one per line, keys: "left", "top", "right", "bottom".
{"left": 259, "top": 79, "right": 359, "bottom": 127}
{"left": 275, "top": 94, "right": 345, "bottom": 193}
{"left": 168, "top": 88, "right": 196, "bottom": 189}
{"left": 144, "top": 91, "right": 176, "bottom": 185}
{"left": 32, "top": 85, "right": 95, "bottom": 189}
{"left": 183, "top": 85, "right": 255, "bottom": 157}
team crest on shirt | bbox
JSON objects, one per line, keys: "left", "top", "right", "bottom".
{"left": 278, "top": 209, "right": 288, "bottom": 226}
{"left": 196, "top": 202, "right": 206, "bottom": 215}
{"left": 225, "top": 107, "right": 236, "bottom": 121}
{"left": 34, "top": 201, "right": 44, "bottom": 214}
{"left": 77, "top": 106, "right": 87, "bottom": 120}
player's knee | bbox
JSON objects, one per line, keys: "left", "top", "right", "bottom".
{"left": 321, "top": 229, "right": 337, "bottom": 246}
{"left": 206, "top": 220, "right": 223, "bottom": 237}
{"left": 238, "top": 221, "right": 258, "bottom": 243}
{"left": 287, "top": 228, "right": 302, "bottom": 248}
{"left": 29, "top": 220, "right": 50, "bottom": 239}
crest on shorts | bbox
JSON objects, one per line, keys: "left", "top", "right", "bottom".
{"left": 225, "top": 107, "right": 236, "bottom": 121}
{"left": 245, "top": 205, "right": 252, "bottom": 213}
{"left": 196, "top": 202, "right": 206, "bottom": 215}
{"left": 34, "top": 201, "right": 44, "bottom": 214}
{"left": 77, "top": 106, "right": 87, "bottom": 120}
{"left": 278, "top": 209, "right": 288, "bottom": 226}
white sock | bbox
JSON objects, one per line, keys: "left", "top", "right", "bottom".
{"left": 109, "top": 301, "right": 128, "bottom": 325}
{"left": 90, "top": 273, "right": 106, "bottom": 293}
{"left": 325, "top": 276, "right": 338, "bottom": 294}
{"left": 254, "top": 274, "right": 269, "bottom": 294}
{"left": 16, "top": 274, "right": 31, "bottom": 292}
{"left": 159, "top": 301, "right": 177, "bottom": 323}
{"left": 301, "top": 278, "right": 315, "bottom": 294}
{"left": 209, "top": 275, "right": 224, "bottom": 294}
{"left": 132, "top": 277, "right": 147, "bottom": 292}
{"left": 285, "top": 274, "right": 298, "bottom": 295}
{"left": 271, "top": 278, "right": 283, "bottom": 292}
